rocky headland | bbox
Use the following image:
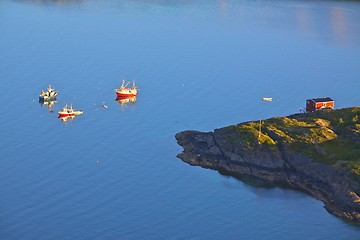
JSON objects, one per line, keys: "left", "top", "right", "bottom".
{"left": 176, "top": 107, "right": 360, "bottom": 223}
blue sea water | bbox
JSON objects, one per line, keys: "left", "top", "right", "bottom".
{"left": 0, "top": 0, "right": 360, "bottom": 239}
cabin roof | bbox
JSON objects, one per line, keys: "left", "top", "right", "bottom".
{"left": 308, "top": 97, "right": 334, "bottom": 103}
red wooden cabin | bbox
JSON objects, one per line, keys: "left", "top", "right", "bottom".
{"left": 306, "top": 97, "right": 334, "bottom": 112}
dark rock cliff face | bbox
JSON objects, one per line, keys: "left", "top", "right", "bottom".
{"left": 176, "top": 129, "right": 360, "bottom": 223}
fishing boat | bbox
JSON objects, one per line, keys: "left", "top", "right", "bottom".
{"left": 115, "top": 80, "right": 138, "bottom": 98}
{"left": 39, "top": 85, "right": 58, "bottom": 101}
{"left": 58, "top": 104, "right": 83, "bottom": 117}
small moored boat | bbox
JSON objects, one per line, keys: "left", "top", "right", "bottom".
{"left": 262, "top": 97, "right": 272, "bottom": 102}
{"left": 115, "top": 80, "right": 138, "bottom": 98}
{"left": 39, "top": 85, "right": 58, "bottom": 101}
{"left": 58, "top": 104, "right": 83, "bottom": 117}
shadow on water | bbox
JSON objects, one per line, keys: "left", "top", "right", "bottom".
{"left": 217, "top": 168, "right": 284, "bottom": 189}
{"left": 15, "top": 0, "right": 195, "bottom": 7}
{"left": 15, "top": 0, "right": 84, "bottom": 5}
{"left": 216, "top": 167, "right": 329, "bottom": 201}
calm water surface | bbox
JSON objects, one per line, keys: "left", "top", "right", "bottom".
{"left": 1, "top": 0, "right": 360, "bottom": 239}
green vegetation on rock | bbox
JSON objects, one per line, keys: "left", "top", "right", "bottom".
{"left": 229, "top": 122, "right": 276, "bottom": 150}
{"left": 227, "top": 107, "right": 360, "bottom": 175}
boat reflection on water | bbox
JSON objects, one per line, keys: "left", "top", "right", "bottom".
{"left": 58, "top": 115, "right": 75, "bottom": 122}
{"left": 39, "top": 99, "right": 57, "bottom": 112}
{"left": 116, "top": 96, "right": 137, "bottom": 108}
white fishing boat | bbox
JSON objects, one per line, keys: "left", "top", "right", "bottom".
{"left": 39, "top": 85, "right": 58, "bottom": 101}
{"left": 58, "top": 104, "right": 83, "bottom": 117}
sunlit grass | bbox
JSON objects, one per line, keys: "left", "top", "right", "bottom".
{"left": 227, "top": 107, "right": 360, "bottom": 176}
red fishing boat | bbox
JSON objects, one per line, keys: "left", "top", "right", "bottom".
{"left": 115, "top": 80, "right": 138, "bottom": 98}
{"left": 58, "top": 104, "right": 83, "bottom": 117}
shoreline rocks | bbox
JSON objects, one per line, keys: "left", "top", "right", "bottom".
{"left": 176, "top": 115, "right": 360, "bottom": 223}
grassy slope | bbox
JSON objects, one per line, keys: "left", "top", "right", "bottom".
{"left": 227, "top": 107, "right": 360, "bottom": 175}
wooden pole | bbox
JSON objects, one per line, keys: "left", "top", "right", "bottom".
{"left": 258, "top": 119, "right": 261, "bottom": 138}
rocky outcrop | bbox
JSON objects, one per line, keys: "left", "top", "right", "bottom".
{"left": 176, "top": 125, "right": 360, "bottom": 223}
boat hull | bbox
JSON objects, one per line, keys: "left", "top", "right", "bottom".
{"left": 58, "top": 113, "right": 75, "bottom": 117}
{"left": 58, "top": 111, "right": 83, "bottom": 117}
{"left": 116, "top": 92, "right": 137, "bottom": 98}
